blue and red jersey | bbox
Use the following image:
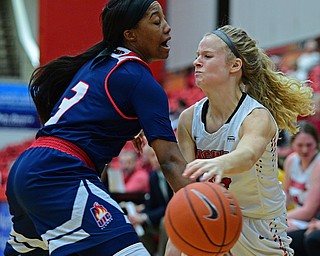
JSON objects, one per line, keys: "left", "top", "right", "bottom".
{"left": 37, "top": 47, "right": 176, "bottom": 173}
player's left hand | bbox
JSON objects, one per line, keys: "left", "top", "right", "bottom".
{"left": 131, "top": 130, "right": 147, "bottom": 154}
{"left": 183, "top": 159, "right": 224, "bottom": 183}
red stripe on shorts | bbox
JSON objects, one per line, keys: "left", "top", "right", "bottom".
{"left": 29, "top": 136, "right": 96, "bottom": 171}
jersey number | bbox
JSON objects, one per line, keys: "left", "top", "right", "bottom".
{"left": 45, "top": 81, "right": 89, "bottom": 126}
{"left": 208, "top": 177, "right": 232, "bottom": 189}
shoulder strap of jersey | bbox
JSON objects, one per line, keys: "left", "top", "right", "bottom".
{"left": 106, "top": 47, "right": 151, "bottom": 120}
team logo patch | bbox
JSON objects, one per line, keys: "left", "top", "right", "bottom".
{"left": 227, "top": 136, "right": 235, "bottom": 142}
{"left": 90, "top": 202, "right": 113, "bottom": 229}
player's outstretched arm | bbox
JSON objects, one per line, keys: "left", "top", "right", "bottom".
{"left": 151, "top": 139, "right": 191, "bottom": 192}
{"left": 183, "top": 108, "right": 276, "bottom": 182}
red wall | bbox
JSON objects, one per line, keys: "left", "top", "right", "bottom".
{"left": 39, "top": 0, "right": 166, "bottom": 82}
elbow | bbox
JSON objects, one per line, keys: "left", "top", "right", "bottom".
{"left": 247, "top": 157, "right": 257, "bottom": 170}
{"left": 246, "top": 149, "right": 262, "bottom": 171}
{"left": 239, "top": 154, "right": 256, "bottom": 173}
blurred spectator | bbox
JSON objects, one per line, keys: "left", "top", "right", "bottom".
{"left": 299, "top": 92, "right": 320, "bottom": 135}
{"left": 270, "top": 54, "right": 283, "bottom": 71}
{"left": 282, "top": 121, "right": 320, "bottom": 232}
{"left": 119, "top": 150, "right": 149, "bottom": 193}
{"left": 309, "top": 63, "right": 320, "bottom": 92}
{"left": 170, "top": 98, "right": 187, "bottom": 131}
{"left": 289, "top": 215, "right": 320, "bottom": 256}
{"left": 285, "top": 59, "right": 300, "bottom": 79}
{"left": 294, "top": 39, "right": 320, "bottom": 81}
{"left": 128, "top": 145, "right": 173, "bottom": 256}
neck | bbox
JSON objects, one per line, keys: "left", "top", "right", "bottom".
{"left": 206, "top": 87, "right": 243, "bottom": 119}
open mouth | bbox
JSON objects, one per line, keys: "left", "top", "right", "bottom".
{"left": 161, "top": 38, "right": 171, "bottom": 49}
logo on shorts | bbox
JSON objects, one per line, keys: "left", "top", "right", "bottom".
{"left": 90, "top": 202, "right": 113, "bottom": 229}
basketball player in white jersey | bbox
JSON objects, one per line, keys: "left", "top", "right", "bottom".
{"left": 165, "top": 25, "right": 315, "bottom": 256}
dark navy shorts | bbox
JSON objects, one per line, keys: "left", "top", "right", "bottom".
{"left": 5, "top": 145, "right": 140, "bottom": 256}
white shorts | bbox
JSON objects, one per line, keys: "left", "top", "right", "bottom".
{"left": 231, "top": 213, "right": 294, "bottom": 256}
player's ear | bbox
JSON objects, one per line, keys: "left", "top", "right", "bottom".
{"left": 123, "top": 29, "right": 136, "bottom": 42}
{"left": 230, "top": 58, "right": 242, "bottom": 73}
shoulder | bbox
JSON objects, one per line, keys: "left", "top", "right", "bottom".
{"left": 112, "top": 60, "right": 152, "bottom": 81}
{"left": 310, "top": 157, "right": 320, "bottom": 186}
{"left": 235, "top": 95, "right": 272, "bottom": 127}
{"left": 108, "top": 60, "right": 160, "bottom": 95}
{"left": 283, "top": 152, "right": 298, "bottom": 171}
{"left": 121, "top": 60, "right": 150, "bottom": 73}
{"left": 285, "top": 152, "right": 298, "bottom": 162}
{"left": 241, "top": 108, "right": 276, "bottom": 138}
{"left": 245, "top": 108, "right": 273, "bottom": 122}
{"left": 179, "top": 97, "right": 207, "bottom": 123}
{"left": 311, "top": 153, "right": 320, "bottom": 171}
{"left": 179, "top": 105, "right": 195, "bottom": 128}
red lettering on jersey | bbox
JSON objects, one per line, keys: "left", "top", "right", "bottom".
{"left": 221, "top": 177, "right": 232, "bottom": 189}
{"left": 207, "top": 177, "right": 232, "bottom": 189}
{"left": 196, "top": 149, "right": 232, "bottom": 189}
{"left": 196, "top": 149, "right": 229, "bottom": 159}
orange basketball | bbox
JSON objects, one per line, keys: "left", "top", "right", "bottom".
{"left": 164, "top": 182, "right": 242, "bottom": 256}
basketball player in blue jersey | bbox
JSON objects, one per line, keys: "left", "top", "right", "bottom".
{"left": 4, "top": 1, "right": 191, "bottom": 255}
{"left": 166, "top": 26, "right": 315, "bottom": 256}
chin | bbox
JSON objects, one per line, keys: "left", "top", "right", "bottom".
{"left": 194, "top": 79, "right": 202, "bottom": 86}
{"left": 153, "top": 54, "right": 169, "bottom": 62}
{"left": 162, "top": 52, "right": 170, "bottom": 59}
{"left": 160, "top": 47, "right": 170, "bottom": 58}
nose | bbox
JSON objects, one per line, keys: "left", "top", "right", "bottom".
{"left": 301, "top": 146, "right": 309, "bottom": 154}
{"left": 163, "top": 20, "right": 171, "bottom": 34}
{"left": 193, "top": 56, "right": 201, "bottom": 67}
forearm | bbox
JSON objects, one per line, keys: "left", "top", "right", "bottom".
{"left": 287, "top": 207, "right": 318, "bottom": 221}
{"left": 160, "top": 159, "right": 192, "bottom": 192}
{"left": 219, "top": 117, "right": 273, "bottom": 176}
{"left": 218, "top": 147, "right": 257, "bottom": 176}
{"left": 151, "top": 139, "right": 192, "bottom": 192}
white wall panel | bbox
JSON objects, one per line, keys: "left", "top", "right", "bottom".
{"left": 166, "top": 0, "right": 218, "bottom": 71}
{"left": 230, "top": 0, "right": 320, "bottom": 49}
{"left": 166, "top": 0, "right": 320, "bottom": 71}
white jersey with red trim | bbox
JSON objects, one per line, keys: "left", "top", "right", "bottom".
{"left": 192, "top": 94, "right": 286, "bottom": 219}
{"left": 288, "top": 152, "right": 320, "bottom": 208}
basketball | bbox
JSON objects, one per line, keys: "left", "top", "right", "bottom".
{"left": 164, "top": 182, "right": 242, "bottom": 256}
